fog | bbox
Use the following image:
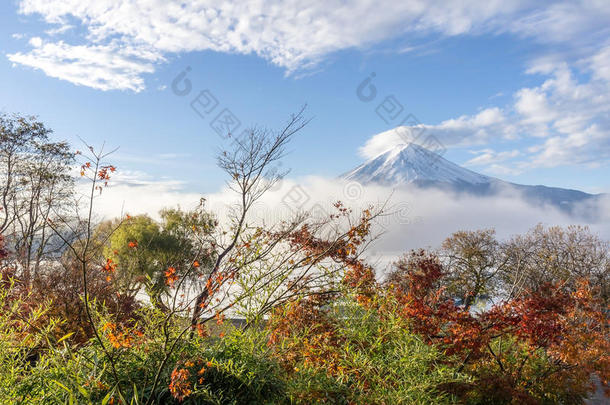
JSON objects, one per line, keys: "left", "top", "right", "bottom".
{"left": 90, "top": 173, "right": 610, "bottom": 274}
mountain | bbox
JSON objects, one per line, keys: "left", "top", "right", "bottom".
{"left": 342, "top": 143, "right": 602, "bottom": 215}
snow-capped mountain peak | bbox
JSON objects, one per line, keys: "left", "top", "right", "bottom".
{"left": 341, "top": 143, "right": 601, "bottom": 217}
{"left": 342, "top": 143, "right": 493, "bottom": 186}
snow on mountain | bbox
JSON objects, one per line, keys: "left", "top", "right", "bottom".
{"left": 343, "top": 143, "right": 494, "bottom": 186}
{"left": 342, "top": 143, "right": 601, "bottom": 216}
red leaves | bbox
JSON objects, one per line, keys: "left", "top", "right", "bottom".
{"left": 491, "top": 284, "right": 570, "bottom": 348}
{"left": 384, "top": 249, "right": 610, "bottom": 401}
{"left": 127, "top": 240, "right": 138, "bottom": 249}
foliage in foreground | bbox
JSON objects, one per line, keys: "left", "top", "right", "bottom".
{"left": 268, "top": 293, "right": 466, "bottom": 404}
{"left": 0, "top": 113, "right": 608, "bottom": 404}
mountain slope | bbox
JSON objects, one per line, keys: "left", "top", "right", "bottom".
{"left": 342, "top": 143, "right": 601, "bottom": 214}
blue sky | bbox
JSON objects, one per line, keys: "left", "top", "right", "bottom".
{"left": 1, "top": 0, "right": 609, "bottom": 196}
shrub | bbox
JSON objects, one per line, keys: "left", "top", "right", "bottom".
{"left": 268, "top": 293, "right": 467, "bottom": 404}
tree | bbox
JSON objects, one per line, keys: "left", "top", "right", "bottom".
{"left": 188, "top": 108, "right": 310, "bottom": 330}
{"left": 0, "top": 114, "right": 74, "bottom": 283}
{"left": 384, "top": 246, "right": 609, "bottom": 404}
{"left": 440, "top": 229, "right": 508, "bottom": 309}
{"left": 502, "top": 224, "right": 610, "bottom": 303}
{"left": 102, "top": 205, "right": 216, "bottom": 310}
{"left": 133, "top": 109, "right": 383, "bottom": 404}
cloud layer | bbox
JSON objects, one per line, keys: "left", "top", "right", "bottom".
{"left": 8, "top": 0, "right": 610, "bottom": 91}
{"left": 89, "top": 173, "right": 610, "bottom": 269}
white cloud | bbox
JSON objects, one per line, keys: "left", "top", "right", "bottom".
{"left": 589, "top": 45, "right": 610, "bottom": 82}
{"left": 79, "top": 170, "right": 203, "bottom": 219}
{"left": 464, "top": 149, "right": 520, "bottom": 167}
{"left": 507, "top": 1, "right": 610, "bottom": 44}
{"left": 514, "top": 87, "right": 556, "bottom": 128}
{"left": 8, "top": 0, "right": 610, "bottom": 91}
{"left": 28, "top": 36, "right": 43, "bottom": 47}
{"left": 512, "top": 52, "right": 610, "bottom": 168}
{"left": 8, "top": 40, "right": 163, "bottom": 91}
{"left": 360, "top": 43, "right": 610, "bottom": 172}
{"left": 359, "top": 107, "right": 512, "bottom": 159}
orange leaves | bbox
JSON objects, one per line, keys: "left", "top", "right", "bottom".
{"left": 97, "top": 165, "right": 115, "bottom": 181}
{"left": 193, "top": 260, "right": 200, "bottom": 268}
{"left": 127, "top": 240, "right": 138, "bottom": 249}
{"left": 102, "top": 258, "right": 117, "bottom": 273}
{"left": 102, "top": 258, "right": 117, "bottom": 281}
{"left": 169, "top": 359, "right": 219, "bottom": 400}
{"left": 548, "top": 281, "right": 610, "bottom": 380}
{"left": 214, "top": 312, "right": 225, "bottom": 325}
{"left": 195, "top": 323, "right": 209, "bottom": 338}
{"left": 101, "top": 322, "right": 115, "bottom": 332}
{"left": 79, "top": 159, "right": 116, "bottom": 192}
{"left": 101, "top": 322, "right": 142, "bottom": 349}
{"left": 169, "top": 367, "right": 192, "bottom": 401}
{"left": 267, "top": 295, "right": 342, "bottom": 375}
{"left": 165, "top": 267, "right": 178, "bottom": 287}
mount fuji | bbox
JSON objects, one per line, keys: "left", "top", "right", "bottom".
{"left": 342, "top": 143, "right": 602, "bottom": 216}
